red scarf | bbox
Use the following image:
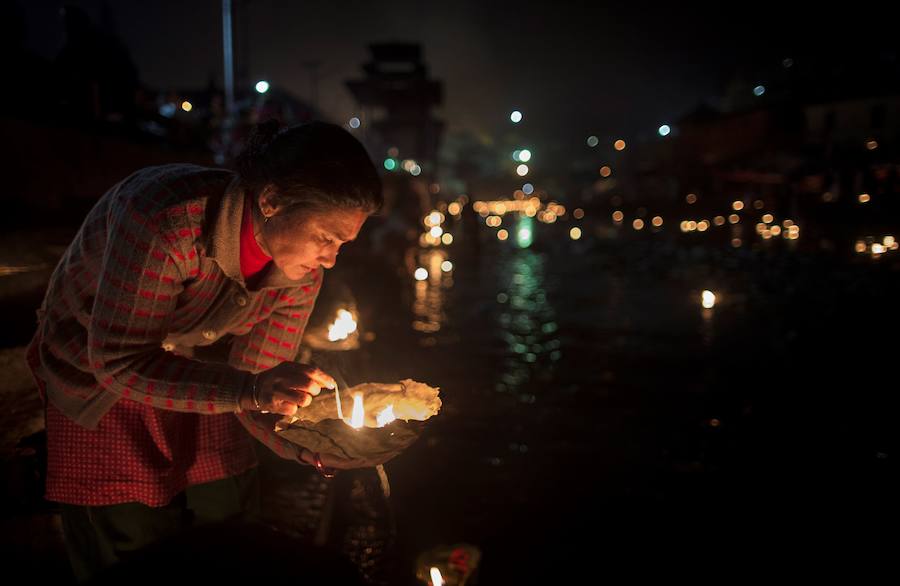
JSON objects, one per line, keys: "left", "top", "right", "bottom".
{"left": 240, "top": 196, "right": 272, "bottom": 280}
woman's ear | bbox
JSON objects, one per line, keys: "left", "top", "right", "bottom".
{"left": 257, "top": 185, "right": 280, "bottom": 217}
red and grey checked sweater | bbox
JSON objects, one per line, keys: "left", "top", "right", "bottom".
{"left": 27, "top": 164, "right": 322, "bottom": 505}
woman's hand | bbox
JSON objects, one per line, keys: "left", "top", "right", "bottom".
{"left": 241, "top": 362, "right": 336, "bottom": 415}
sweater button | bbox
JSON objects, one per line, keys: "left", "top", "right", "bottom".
{"left": 234, "top": 294, "right": 248, "bottom": 307}
{"left": 202, "top": 329, "right": 217, "bottom": 340}
{"left": 162, "top": 342, "right": 175, "bottom": 352}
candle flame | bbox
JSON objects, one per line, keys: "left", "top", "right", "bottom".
{"left": 350, "top": 393, "right": 364, "bottom": 429}
{"left": 429, "top": 567, "right": 443, "bottom": 586}
{"left": 334, "top": 385, "right": 343, "bottom": 420}
{"left": 327, "top": 309, "right": 358, "bottom": 342}
{"left": 376, "top": 404, "right": 396, "bottom": 427}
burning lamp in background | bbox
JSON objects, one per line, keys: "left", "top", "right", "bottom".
{"left": 327, "top": 309, "right": 357, "bottom": 342}
{"left": 301, "top": 306, "right": 361, "bottom": 353}
{"left": 416, "top": 544, "right": 481, "bottom": 586}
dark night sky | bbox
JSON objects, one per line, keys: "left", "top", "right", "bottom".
{"left": 18, "top": 1, "right": 894, "bottom": 153}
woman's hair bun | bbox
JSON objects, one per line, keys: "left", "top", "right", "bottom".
{"left": 234, "top": 120, "right": 283, "bottom": 178}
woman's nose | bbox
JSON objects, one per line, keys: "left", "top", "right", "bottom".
{"left": 318, "top": 247, "right": 338, "bottom": 269}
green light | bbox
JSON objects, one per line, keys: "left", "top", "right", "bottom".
{"left": 516, "top": 216, "right": 533, "bottom": 249}
{"left": 383, "top": 158, "right": 397, "bottom": 171}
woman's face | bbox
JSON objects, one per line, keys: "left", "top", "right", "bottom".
{"left": 259, "top": 198, "right": 368, "bottom": 281}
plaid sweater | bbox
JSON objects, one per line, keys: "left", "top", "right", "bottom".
{"left": 28, "top": 164, "right": 322, "bottom": 461}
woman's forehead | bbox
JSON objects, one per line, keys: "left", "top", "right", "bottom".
{"left": 307, "top": 208, "right": 368, "bottom": 241}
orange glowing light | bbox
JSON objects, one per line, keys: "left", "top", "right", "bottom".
{"left": 633, "top": 219, "right": 644, "bottom": 230}
{"left": 686, "top": 193, "right": 697, "bottom": 204}
{"left": 652, "top": 216, "right": 663, "bottom": 227}
{"left": 614, "top": 139, "right": 626, "bottom": 151}
{"left": 728, "top": 214, "right": 740, "bottom": 224}
{"left": 859, "top": 193, "right": 871, "bottom": 203}
{"left": 600, "top": 166, "right": 612, "bottom": 177}
{"left": 732, "top": 200, "right": 744, "bottom": 211}
{"left": 612, "top": 210, "right": 624, "bottom": 223}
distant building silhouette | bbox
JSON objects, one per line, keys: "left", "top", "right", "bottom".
{"left": 346, "top": 43, "right": 444, "bottom": 178}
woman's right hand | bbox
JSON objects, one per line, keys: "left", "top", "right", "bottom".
{"left": 241, "top": 362, "right": 336, "bottom": 415}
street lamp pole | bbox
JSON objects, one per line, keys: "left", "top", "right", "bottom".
{"left": 221, "top": 0, "right": 235, "bottom": 163}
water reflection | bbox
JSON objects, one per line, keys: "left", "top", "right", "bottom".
{"left": 411, "top": 248, "right": 453, "bottom": 346}
{"left": 494, "top": 250, "right": 560, "bottom": 401}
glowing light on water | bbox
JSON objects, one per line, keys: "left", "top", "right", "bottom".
{"left": 516, "top": 216, "right": 533, "bottom": 248}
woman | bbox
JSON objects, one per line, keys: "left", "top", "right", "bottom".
{"left": 26, "top": 120, "right": 382, "bottom": 581}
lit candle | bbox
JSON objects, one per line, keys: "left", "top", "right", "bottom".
{"left": 429, "top": 567, "right": 443, "bottom": 586}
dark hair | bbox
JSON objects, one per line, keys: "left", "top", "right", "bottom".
{"left": 234, "top": 120, "right": 382, "bottom": 215}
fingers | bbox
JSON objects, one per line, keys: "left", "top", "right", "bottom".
{"left": 278, "top": 363, "right": 336, "bottom": 396}
{"left": 273, "top": 389, "right": 312, "bottom": 412}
